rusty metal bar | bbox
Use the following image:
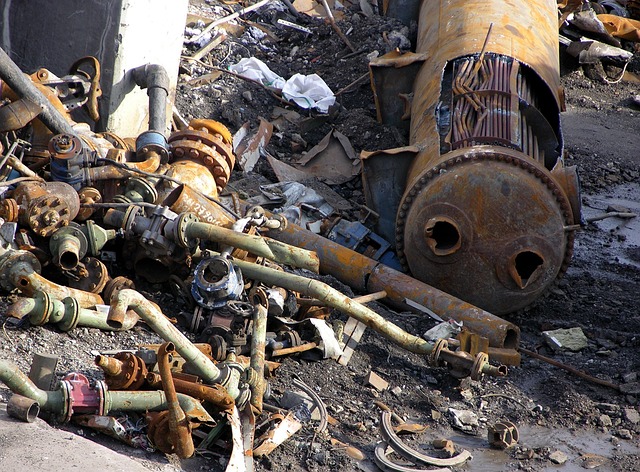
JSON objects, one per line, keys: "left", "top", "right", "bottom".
{"left": 0, "top": 47, "right": 76, "bottom": 135}
{"left": 248, "top": 291, "right": 268, "bottom": 413}
{"left": 157, "top": 342, "right": 195, "bottom": 459}
{"left": 2, "top": 257, "right": 104, "bottom": 308}
{"left": 271, "top": 342, "right": 318, "bottom": 357}
{"left": 146, "top": 372, "right": 234, "bottom": 410}
{"left": 108, "top": 288, "right": 223, "bottom": 386}
{"left": 185, "top": 221, "right": 319, "bottom": 272}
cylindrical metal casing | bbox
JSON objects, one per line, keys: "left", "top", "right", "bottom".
{"left": 394, "top": 0, "right": 578, "bottom": 314}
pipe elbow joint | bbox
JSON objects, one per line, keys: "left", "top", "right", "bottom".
{"left": 132, "top": 64, "right": 170, "bottom": 95}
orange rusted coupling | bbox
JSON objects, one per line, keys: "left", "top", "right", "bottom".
{"left": 95, "top": 352, "right": 148, "bottom": 391}
{"left": 0, "top": 98, "right": 42, "bottom": 132}
{"left": 156, "top": 342, "right": 195, "bottom": 459}
{"left": 0, "top": 248, "right": 104, "bottom": 308}
{"left": 11, "top": 180, "right": 80, "bottom": 237}
{"left": 167, "top": 119, "right": 235, "bottom": 196}
{"left": 366, "top": 0, "right": 582, "bottom": 315}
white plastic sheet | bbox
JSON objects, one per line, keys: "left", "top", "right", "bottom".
{"left": 229, "top": 58, "right": 335, "bottom": 112}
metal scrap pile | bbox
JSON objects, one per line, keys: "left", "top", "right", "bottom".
{"left": 0, "top": 34, "right": 518, "bottom": 468}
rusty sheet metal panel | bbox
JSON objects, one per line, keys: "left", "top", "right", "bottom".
{"left": 376, "top": 0, "right": 581, "bottom": 314}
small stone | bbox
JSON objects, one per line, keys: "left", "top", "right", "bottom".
{"left": 549, "top": 450, "right": 568, "bottom": 464}
{"left": 391, "top": 386, "right": 402, "bottom": 396}
{"left": 542, "top": 327, "right": 589, "bottom": 352}
{"left": 598, "top": 414, "right": 613, "bottom": 427}
{"left": 623, "top": 408, "right": 640, "bottom": 424}
{"left": 241, "top": 90, "right": 252, "bottom": 102}
{"left": 431, "top": 409, "right": 442, "bottom": 420}
{"left": 622, "top": 372, "right": 638, "bottom": 383}
{"left": 616, "top": 429, "right": 632, "bottom": 440}
{"left": 448, "top": 408, "right": 479, "bottom": 432}
{"left": 620, "top": 382, "right": 640, "bottom": 395}
{"left": 596, "top": 403, "right": 620, "bottom": 414}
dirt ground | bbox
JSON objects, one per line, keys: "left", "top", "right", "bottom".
{"left": 1, "top": 1, "right": 640, "bottom": 471}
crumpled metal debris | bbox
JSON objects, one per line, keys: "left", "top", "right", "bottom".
{"left": 0, "top": 20, "right": 519, "bottom": 466}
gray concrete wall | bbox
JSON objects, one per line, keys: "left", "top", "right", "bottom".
{"left": 0, "top": 0, "right": 187, "bottom": 137}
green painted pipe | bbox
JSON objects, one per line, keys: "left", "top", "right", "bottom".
{"left": 226, "top": 256, "right": 507, "bottom": 378}
{"left": 0, "top": 359, "right": 212, "bottom": 423}
{"left": 9, "top": 291, "right": 138, "bottom": 332}
{"left": 108, "top": 289, "right": 222, "bottom": 384}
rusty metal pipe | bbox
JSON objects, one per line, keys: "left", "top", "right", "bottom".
{"left": 157, "top": 342, "right": 195, "bottom": 459}
{"left": 162, "top": 184, "right": 235, "bottom": 226}
{"left": 224, "top": 255, "right": 506, "bottom": 378}
{"left": 0, "top": 47, "right": 76, "bottom": 135}
{"left": 271, "top": 224, "right": 519, "bottom": 349}
{"left": 132, "top": 64, "right": 169, "bottom": 133}
{"left": 4, "top": 259, "right": 104, "bottom": 307}
{"left": 0, "top": 98, "right": 42, "bottom": 132}
{"left": 0, "top": 359, "right": 212, "bottom": 422}
{"left": 95, "top": 355, "right": 123, "bottom": 377}
{"left": 185, "top": 221, "right": 320, "bottom": 272}
{"left": 9, "top": 292, "right": 138, "bottom": 331}
{"left": 0, "top": 359, "right": 64, "bottom": 412}
{"left": 146, "top": 372, "right": 234, "bottom": 410}
{"left": 249, "top": 291, "right": 268, "bottom": 413}
{"left": 7, "top": 394, "right": 40, "bottom": 422}
{"left": 271, "top": 342, "right": 317, "bottom": 357}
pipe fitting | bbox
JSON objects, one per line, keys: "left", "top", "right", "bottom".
{"left": 0, "top": 359, "right": 213, "bottom": 424}
{"left": 191, "top": 255, "right": 244, "bottom": 309}
{"left": 108, "top": 289, "right": 224, "bottom": 386}
{"left": 157, "top": 342, "right": 195, "bottom": 458}
{"left": 0, "top": 248, "right": 104, "bottom": 307}
{"left": 12, "top": 291, "right": 138, "bottom": 332}
{"left": 48, "top": 133, "right": 96, "bottom": 189}
{"left": 132, "top": 64, "right": 170, "bottom": 134}
{"left": 50, "top": 223, "right": 88, "bottom": 270}
{"left": 7, "top": 394, "right": 40, "bottom": 422}
{"left": 95, "top": 352, "right": 147, "bottom": 390}
{"left": 12, "top": 181, "right": 80, "bottom": 237}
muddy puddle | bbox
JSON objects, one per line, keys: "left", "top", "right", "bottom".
{"left": 577, "top": 183, "right": 640, "bottom": 271}
{"left": 448, "top": 424, "right": 639, "bottom": 471}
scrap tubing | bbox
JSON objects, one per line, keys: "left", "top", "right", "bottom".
{"left": 8, "top": 261, "right": 104, "bottom": 307}
{"left": 0, "top": 47, "right": 76, "bottom": 135}
{"left": 185, "top": 221, "right": 319, "bottom": 272}
{"left": 146, "top": 372, "right": 234, "bottom": 410}
{"left": 227, "top": 256, "right": 506, "bottom": 378}
{"left": 270, "top": 224, "right": 519, "bottom": 349}
{"left": 249, "top": 294, "right": 268, "bottom": 413}
{"left": 0, "top": 359, "right": 213, "bottom": 421}
{"left": 157, "top": 342, "right": 195, "bottom": 459}
{"left": 108, "top": 289, "right": 223, "bottom": 386}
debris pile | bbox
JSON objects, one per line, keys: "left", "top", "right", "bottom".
{"left": 1, "top": 0, "right": 640, "bottom": 470}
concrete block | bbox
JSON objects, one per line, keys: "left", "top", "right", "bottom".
{"left": 0, "top": 0, "right": 188, "bottom": 137}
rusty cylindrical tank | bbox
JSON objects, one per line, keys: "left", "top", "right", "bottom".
{"left": 380, "top": 0, "right": 580, "bottom": 314}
